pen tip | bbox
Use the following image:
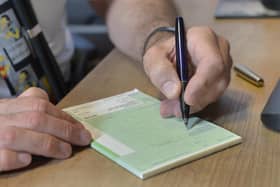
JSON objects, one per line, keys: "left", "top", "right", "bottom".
{"left": 184, "top": 118, "right": 193, "bottom": 130}
{"left": 184, "top": 118, "right": 189, "bottom": 127}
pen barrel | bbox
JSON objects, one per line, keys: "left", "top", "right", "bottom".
{"left": 176, "top": 17, "right": 190, "bottom": 123}
{"left": 10, "top": 0, "right": 67, "bottom": 102}
{"left": 175, "top": 17, "right": 188, "bottom": 81}
{"left": 180, "top": 81, "right": 189, "bottom": 119}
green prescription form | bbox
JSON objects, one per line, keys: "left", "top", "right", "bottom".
{"left": 64, "top": 89, "right": 242, "bottom": 179}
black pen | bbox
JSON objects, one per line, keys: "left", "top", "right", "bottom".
{"left": 11, "top": 0, "right": 66, "bottom": 102}
{"left": 175, "top": 17, "right": 191, "bottom": 129}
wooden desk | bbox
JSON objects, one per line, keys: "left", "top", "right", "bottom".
{"left": 1, "top": 0, "right": 280, "bottom": 186}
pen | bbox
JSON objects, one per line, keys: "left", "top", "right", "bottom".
{"left": 11, "top": 0, "right": 66, "bottom": 102}
{"left": 175, "top": 17, "right": 191, "bottom": 129}
{"left": 234, "top": 64, "right": 264, "bottom": 87}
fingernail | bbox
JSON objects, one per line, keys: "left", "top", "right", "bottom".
{"left": 60, "top": 143, "right": 72, "bottom": 158}
{"left": 18, "top": 153, "right": 31, "bottom": 164}
{"left": 80, "top": 130, "right": 92, "bottom": 145}
{"left": 162, "top": 81, "right": 178, "bottom": 98}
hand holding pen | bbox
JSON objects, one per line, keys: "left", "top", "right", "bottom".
{"left": 143, "top": 20, "right": 232, "bottom": 121}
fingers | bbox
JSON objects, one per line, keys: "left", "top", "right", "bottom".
{"left": 160, "top": 99, "right": 201, "bottom": 118}
{"left": 0, "top": 149, "right": 31, "bottom": 172}
{"left": 143, "top": 39, "right": 181, "bottom": 99}
{"left": 145, "top": 27, "right": 231, "bottom": 117}
{"left": 0, "top": 87, "right": 92, "bottom": 172}
{"left": 187, "top": 27, "right": 223, "bottom": 67}
{"left": 1, "top": 112, "right": 91, "bottom": 146}
{"left": 160, "top": 99, "right": 181, "bottom": 118}
{"left": 0, "top": 97, "right": 81, "bottom": 126}
{"left": 0, "top": 126, "right": 72, "bottom": 159}
{"left": 184, "top": 27, "right": 231, "bottom": 110}
{"left": 217, "top": 35, "right": 233, "bottom": 75}
{"left": 17, "top": 87, "right": 80, "bottom": 125}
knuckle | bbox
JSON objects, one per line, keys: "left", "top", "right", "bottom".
{"left": 0, "top": 127, "right": 17, "bottom": 148}
{"left": 25, "top": 87, "right": 49, "bottom": 99}
{"left": 220, "top": 37, "right": 231, "bottom": 53}
{"left": 187, "top": 27, "right": 197, "bottom": 41}
{"left": 65, "top": 143, "right": 72, "bottom": 157}
{"left": 26, "top": 112, "right": 45, "bottom": 129}
{"left": 219, "top": 36, "right": 227, "bottom": 43}
{"left": 63, "top": 123, "right": 74, "bottom": 140}
{"left": 224, "top": 38, "right": 230, "bottom": 47}
{"left": 215, "top": 63, "right": 231, "bottom": 84}
{"left": 209, "top": 60, "right": 226, "bottom": 77}
{"left": 42, "top": 136, "right": 56, "bottom": 155}
{"left": 31, "top": 99, "right": 49, "bottom": 113}
{"left": 218, "top": 36, "right": 233, "bottom": 68}
{"left": 203, "top": 26, "right": 215, "bottom": 35}
{"left": 222, "top": 37, "right": 230, "bottom": 48}
{"left": 187, "top": 26, "right": 199, "bottom": 35}
{"left": 216, "top": 63, "right": 226, "bottom": 75}
{"left": 199, "top": 78, "right": 210, "bottom": 89}
{"left": 218, "top": 79, "right": 230, "bottom": 93}
{"left": 0, "top": 150, "right": 11, "bottom": 171}
{"left": 228, "top": 55, "right": 233, "bottom": 68}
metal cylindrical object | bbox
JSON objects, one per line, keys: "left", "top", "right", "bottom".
{"left": 234, "top": 64, "right": 264, "bottom": 87}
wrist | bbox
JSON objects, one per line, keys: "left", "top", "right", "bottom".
{"left": 146, "top": 31, "right": 174, "bottom": 51}
{"left": 142, "top": 26, "right": 175, "bottom": 58}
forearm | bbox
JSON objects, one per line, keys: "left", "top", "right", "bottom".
{"left": 106, "top": 0, "right": 177, "bottom": 61}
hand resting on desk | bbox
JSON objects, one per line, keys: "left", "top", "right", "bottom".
{"left": 0, "top": 88, "right": 92, "bottom": 172}
{"left": 143, "top": 27, "right": 232, "bottom": 117}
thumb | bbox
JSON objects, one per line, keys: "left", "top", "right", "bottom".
{"left": 143, "top": 45, "right": 181, "bottom": 99}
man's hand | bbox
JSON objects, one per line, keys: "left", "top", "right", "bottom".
{"left": 143, "top": 27, "right": 232, "bottom": 117}
{"left": 0, "top": 88, "right": 92, "bottom": 172}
